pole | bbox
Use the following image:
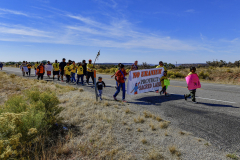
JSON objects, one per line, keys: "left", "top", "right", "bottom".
{"left": 94, "top": 70, "right": 98, "bottom": 101}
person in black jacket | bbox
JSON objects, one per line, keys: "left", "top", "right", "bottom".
{"left": 96, "top": 77, "right": 106, "bottom": 100}
{"left": 59, "top": 58, "right": 67, "bottom": 82}
{"left": 82, "top": 60, "right": 87, "bottom": 82}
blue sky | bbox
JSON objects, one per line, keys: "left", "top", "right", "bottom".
{"left": 0, "top": 0, "right": 240, "bottom": 64}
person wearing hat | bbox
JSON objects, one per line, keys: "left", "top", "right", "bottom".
{"left": 53, "top": 60, "right": 60, "bottom": 81}
{"left": 86, "top": 59, "right": 95, "bottom": 85}
{"left": 96, "top": 77, "right": 106, "bottom": 100}
{"left": 59, "top": 58, "right": 67, "bottom": 82}
{"left": 131, "top": 61, "right": 138, "bottom": 71}
{"left": 155, "top": 61, "right": 167, "bottom": 93}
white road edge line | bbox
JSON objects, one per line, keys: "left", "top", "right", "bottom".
{"left": 169, "top": 93, "right": 236, "bottom": 104}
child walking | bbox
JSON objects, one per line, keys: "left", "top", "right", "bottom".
{"left": 77, "top": 62, "right": 84, "bottom": 85}
{"left": 96, "top": 77, "right": 106, "bottom": 100}
{"left": 64, "top": 62, "right": 71, "bottom": 83}
{"left": 160, "top": 71, "right": 169, "bottom": 96}
{"left": 184, "top": 67, "right": 198, "bottom": 104}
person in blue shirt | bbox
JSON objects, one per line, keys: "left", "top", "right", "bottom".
{"left": 0, "top": 63, "right": 3, "bottom": 70}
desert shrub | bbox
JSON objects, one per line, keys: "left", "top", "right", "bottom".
{"left": 105, "top": 69, "right": 110, "bottom": 73}
{"left": 170, "top": 75, "right": 176, "bottom": 78}
{"left": 97, "top": 69, "right": 103, "bottom": 73}
{"left": 0, "top": 88, "right": 62, "bottom": 159}
{"left": 198, "top": 71, "right": 209, "bottom": 79}
{"left": 110, "top": 68, "right": 116, "bottom": 73}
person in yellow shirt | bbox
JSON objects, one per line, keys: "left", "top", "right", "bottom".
{"left": 77, "top": 62, "right": 84, "bottom": 85}
{"left": 64, "top": 62, "right": 71, "bottom": 83}
{"left": 159, "top": 71, "right": 169, "bottom": 96}
{"left": 156, "top": 61, "right": 167, "bottom": 71}
{"left": 34, "top": 62, "right": 39, "bottom": 76}
{"left": 70, "top": 61, "right": 77, "bottom": 84}
{"left": 52, "top": 60, "right": 60, "bottom": 81}
{"left": 27, "top": 63, "right": 32, "bottom": 77}
{"left": 86, "top": 59, "right": 95, "bottom": 85}
{"left": 155, "top": 61, "right": 167, "bottom": 93}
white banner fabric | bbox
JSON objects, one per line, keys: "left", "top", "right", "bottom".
{"left": 45, "top": 65, "right": 53, "bottom": 71}
{"left": 22, "top": 67, "right": 28, "bottom": 72}
{"left": 127, "top": 67, "right": 165, "bottom": 95}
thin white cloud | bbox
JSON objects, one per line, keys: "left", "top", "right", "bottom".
{"left": 0, "top": 8, "right": 29, "bottom": 16}
{"left": 0, "top": 24, "right": 52, "bottom": 38}
{"left": 185, "top": 9, "right": 195, "bottom": 13}
{"left": 95, "top": 0, "right": 118, "bottom": 8}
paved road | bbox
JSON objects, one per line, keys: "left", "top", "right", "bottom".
{"left": 2, "top": 67, "right": 240, "bottom": 153}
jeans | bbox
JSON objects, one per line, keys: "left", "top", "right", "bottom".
{"left": 98, "top": 90, "right": 102, "bottom": 100}
{"left": 77, "top": 75, "right": 84, "bottom": 84}
{"left": 66, "top": 75, "right": 70, "bottom": 83}
{"left": 114, "top": 82, "right": 125, "bottom": 100}
{"left": 186, "top": 89, "right": 196, "bottom": 101}
{"left": 87, "top": 72, "right": 94, "bottom": 84}
{"left": 71, "top": 73, "right": 76, "bottom": 82}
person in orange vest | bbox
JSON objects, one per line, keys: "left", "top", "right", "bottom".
{"left": 37, "top": 62, "right": 45, "bottom": 80}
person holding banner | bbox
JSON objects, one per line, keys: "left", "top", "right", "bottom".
{"left": 45, "top": 61, "right": 52, "bottom": 79}
{"left": 27, "top": 63, "right": 32, "bottom": 77}
{"left": 20, "top": 61, "right": 28, "bottom": 76}
{"left": 160, "top": 71, "right": 169, "bottom": 96}
{"left": 131, "top": 61, "right": 138, "bottom": 71}
{"left": 34, "top": 62, "right": 39, "bottom": 76}
{"left": 37, "top": 62, "right": 45, "bottom": 80}
{"left": 113, "top": 64, "right": 128, "bottom": 102}
{"left": 111, "top": 63, "right": 121, "bottom": 89}
{"left": 184, "top": 67, "right": 200, "bottom": 104}
{"left": 155, "top": 61, "right": 167, "bottom": 93}
{"left": 86, "top": 59, "right": 94, "bottom": 85}
{"left": 53, "top": 60, "right": 60, "bottom": 81}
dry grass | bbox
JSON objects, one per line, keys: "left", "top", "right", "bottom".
{"left": 134, "top": 116, "right": 145, "bottom": 123}
{"left": 226, "top": 153, "right": 239, "bottom": 160}
{"left": 169, "top": 145, "right": 181, "bottom": 157}
{"left": 141, "top": 138, "right": 147, "bottom": 144}
{"left": 125, "top": 108, "right": 131, "bottom": 114}
{"left": 147, "top": 150, "right": 164, "bottom": 160}
{"left": 160, "top": 121, "right": 169, "bottom": 129}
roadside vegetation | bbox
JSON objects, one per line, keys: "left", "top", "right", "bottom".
{"left": 0, "top": 70, "right": 231, "bottom": 159}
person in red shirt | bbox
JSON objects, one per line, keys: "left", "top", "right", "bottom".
{"left": 37, "top": 62, "right": 45, "bottom": 80}
{"left": 113, "top": 64, "right": 128, "bottom": 102}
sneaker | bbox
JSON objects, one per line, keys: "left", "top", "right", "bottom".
{"left": 192, "top": 101, "right": 198, "bottom": 104}
{"left": 61, "top": 80, "right": 64, "bottom": 82}
{"left": 184, "top": 94, "right": 187, "bottom": 101}
{"left": 156, "top": 91, "right": 159, "bottom": 93}
{"left": 113, "top": 96, "right": 117, "bottom": 101}
{"left": 122, "top": 100, "right": 127, "bottom": 103}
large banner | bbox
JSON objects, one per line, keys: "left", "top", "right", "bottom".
{"left": 45, "top": 65, "right": 53, "bottom": 71}
{"left": 22, "top": 67, "right": 28, "bottom": 72}
{"left": 185, "top": 74, "right": 201, "bottom": 90}
{"left": 127, "top": 67, "right": 164, "bottom": 95}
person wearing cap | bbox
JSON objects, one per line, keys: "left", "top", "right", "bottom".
{"left": 59, "top": 58, "right": 67, "bottom": 82}
{"left": 96, "top": 77, "right": 106, "bottom": 100}
{"left": 155, "top": 61, "right": 167, "bottom": 93}
{"left": 113, "top": 64, "right": 128, "bottom": 102}
{"left": 76, "top": 62, "right": 84, "bottom": 85}
{"left": 53, "top": 60, "right": 60, "bottom": 81}
{"left": 86, "top": 59, "right": 95, "bottom": 85}
{"left": 131, "top": 61, "right": 138, "bottom": 71}
{"left": 64, "top": 62, "right": 71, "bottom": 83}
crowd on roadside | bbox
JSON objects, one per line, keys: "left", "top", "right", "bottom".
{"left": 4, "top": 59, "right": 198, "bottom": 103}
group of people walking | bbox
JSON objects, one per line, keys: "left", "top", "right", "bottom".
{"left": 18, "top": 59, "right": 198, "bottom": 103}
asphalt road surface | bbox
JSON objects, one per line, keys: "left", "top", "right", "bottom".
{"left": 2, "top": 67, "right": 240, "bottom": 153}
